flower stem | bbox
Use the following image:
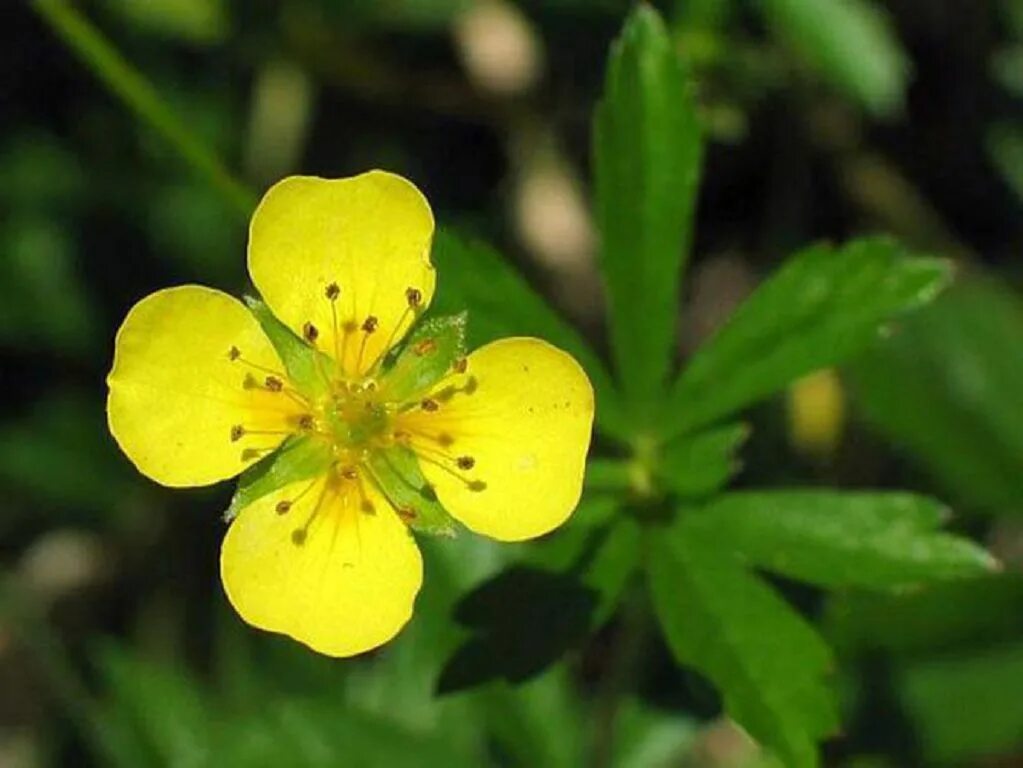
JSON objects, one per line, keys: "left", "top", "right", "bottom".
{"left": 31, "top": 0, "right": 258, "bottom": 218}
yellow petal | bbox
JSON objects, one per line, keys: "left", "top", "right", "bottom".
{"left": 220, "top": 476, "right": 423, "bottom": 657}
{"left": 398, "top": 338, "right": 594, "bottom": 542}
{"left": 107, "top": 286, "right": 303, "bottom": 487}
{"left": 248, "top": 171, "right": 436, "bottom": 377}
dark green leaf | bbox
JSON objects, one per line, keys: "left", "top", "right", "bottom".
{"left": 380, "top": 313, "right": 466, "bottom": 402}
{"left": 244, "top": 295, "right": 331, "bottom": 397}
{"left": 593, "top": 3, "right": 701, "bottom": 421}
{"left": 648, "top": 522, "right": 838, "bottom": 768}
{"left": 225, "top": 435, "right": 333, "bottom": 521}
{"left": 669, "top": 237, "right": 949, "bottom": 437}
{"left": 850, "top": 276, "right": 1023, "bottom": 514}
{"left": 366, "top": 444, "right": 458, "bottom": 536}
{"left": 688, "top": 491, "right": 995, "bottom": 589}
{"left": 655, "top": 422, "right": 748, "bottom": 498}
{"left": 897, "top": 641, "right": 1023, "bottom": 765}
{"left": 437, "top": 566, "right": 597, "bottom": 693}
{"left": 826, "top": 575, "right": 1023, "bottom": 658}
{"left": 762, "top": 0, "right": 910, "bottom": 116}
{"left": 431, "top": 229, "right": 629, "bottom": 442}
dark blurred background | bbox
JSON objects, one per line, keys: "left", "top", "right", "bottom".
{"left": 2, "top": 1, "right": 1023, "bottom": 766}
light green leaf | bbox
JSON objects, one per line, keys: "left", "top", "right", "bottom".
{"left": 431, "top": 229, "right": 629, "bottom": 442}
{"left": 648, "top": 524, "right": 838, "bottom": 768}
{"left": 655, "top": 422, "right": 748, "bottom": 497}
{"left": 762, "top": 0, "right": 910, "bottom": 116}
{"left": 688, "top": 491, "right": 995, "bottom": 589}
{"left": 244, "top": 295, "right": 331, "bottom": 397}
{"left": 380, "top": 313, "right": 466, "bottom": 402}
{"left": 225, "top": 436, "right": 333, "bottom": 521}
{"left": 367, "top": 444, "right": 458, "bottom": 536}
{"left": 593, "top": 4, "right": 701, "bottom": 422}
{"left": 668, "top": 237, "right": 949, "bottom": 437}
{"left": 850, "top": 275, "right": 1023, "bottom": 514}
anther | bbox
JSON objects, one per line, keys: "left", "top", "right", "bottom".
{"left": 240, "top": 448, "right": 265, "bottom": 461}
{"left": 230, "top": 425, "right": 245, "bottom": 442}
{"left": 325, "top": 282, "right": 340, "bottom": 301}
{"left": 361, "top": 499, "right": 376, "bottom": 514}
{"left": 421, "top": 398, "right": 439, "bottom": 412}
{"left": 405, "top": 287, "right": 422, "bottom": 308}
{"left": 467, "top": 480, "right": 487, "bottom": 492}
{"left": 413, "top": 338, "right": 438, "bottom": 356}
{"left": 303, "top": 321, "right": 319, "bottom": 343}
{"left": 397, "top": 506, "right": 418, "bottom": 522}
{"left": 264, "top": 375, "right": 284, "bottom": 392}
{"left": 228, "top": 346, "right": 242, "bottom": 361}
{"left": 275, "top": 500, "right": 292, "bottom": 515}
{"left": 343, "top": 320, "right": 358, "bottom": 333}
{"left": 297, "top": 414, "right": 314, "bottom": 431}
{"left": 437, "top": 433, "right": 454, "bottom": 447}
{"left": 242, "top": 373, "right": 259, "bottom": 390}
{"left": 340, "top": 466, "right": 359, "bottom": 481}
{"left": 456, "top": 455, "right": 476, "bottom": 470}
{"left": 291, "top": 529, "right": 307, "bottom": 546}
{"left": 361, "top": 315, "right": 379, "bottom": 333}
{"left": 453, "top": 357, "right": 468, "bottom": 374}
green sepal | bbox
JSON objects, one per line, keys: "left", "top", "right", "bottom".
{"left": 224, "top": 435, "right": 333, "bottom": 522}
{"left": 379, "top": 313, "right": 467, "bottom": 402}
{"left": 244, "top": 295, "right": 332, "bottom": 397}
{"left": 366, "top": 444, "right": 458, "bottom": 537}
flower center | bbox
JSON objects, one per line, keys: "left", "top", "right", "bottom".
{"left": 324, "top": 379, "right": 393, "bottom": 452}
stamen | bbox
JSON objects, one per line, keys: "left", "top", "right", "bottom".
{"left": 229, "top": 350, "right": 286, "bottom": 379}
{"left": 400, "top": 436, "right": 488, "bottom": 493}
{"left": 456, "top": 455, "right": 476, "bottom": 470}
{"left": 413, "top": 338, "right": 438, "bottom": 357}
{"left": 291, "top": 481, "right": 329, "bottom": 547}
{"left": 264, "top": 376, "right": 284, "bottom": 392}
{"left": 230, "top": 425, "right": 245, "bottom": 442}
{"left": 421, "top": 398, "right": 439, "bottom": 412}
{"left": 361, "top": 316, "right": 379, "bottom": 333}
{"left": 274, "top": 477, "right": 319, "bottom": 516}
{"left": 240, "top": 446, "right": 275, "bottom": 461}
{"left": 303, "top": 321, "right": 320, "bottom": 344}
{"left": 297, "top": 414, "right": 315, "bottom": 431}
{"left": 453, "top": 357, "right": 468, "bottom": 374}
{"left": 367, "top": 287, "right": 424, "bottom": 373}
{"left": 405, "top": 287, "right": 422, "bottom": 308}
{"left": 397, "top": 506, "right": 418, "bottom": 523}
{"left": 325, "top": 282, "right": 341, "bottom": 301}
{"left": 355, "top": 315, "right": 379, "bottom": 372}
{"left": 340, "top": 466, "right": 359, "bottom": 481}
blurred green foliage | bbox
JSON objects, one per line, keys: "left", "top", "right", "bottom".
{"left": 3, "top": 0, "right": 1023, "bottom": 767}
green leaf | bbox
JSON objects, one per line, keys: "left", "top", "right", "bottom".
{"left": 668, "top": 237, "right": 949, "bottom": 437}
{"left": 850, "top": 275, "right": 1023, "bottom": 514}
{"left": 593, "top": 3, "right": 702, "bottom": 421}
{"left": 826, "top": 575, "right": 1023, "bottom": 658}
{"left": 431, "top": 229, "right": 629, "bottom": 442}
{"left": 988, "top": 122, "right": 1023, "bottom": 204}
{"left": 655, "top": 422, "right": 748, "bottom": 498}
{"left": 762, "top": 0, "right": 910, "bottom": 116}
{"left": 897, "top": 641, "right": 1023, "bottom": 765}
{"left": 688, "top": 491, "right": 995, "bottom": 589}
{"left": 244, "top": 295, "right": 331, "bottom": 397}
{"left": 648, "top": 525, "right": 838, "bottom": 767}
{"left": 366, "top": 444, "right": 458, "bottom": 536}
{"left": 380, "top": 313, "right": 466, "bottom": 402}
{"left": 225, "top": 435, "right": 333, "bottom": 521}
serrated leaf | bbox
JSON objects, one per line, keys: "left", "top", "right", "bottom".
{"left": 380, "top": 313, "right": 466, "bottom": 402}
{"left": 244, "top": 295, "right": 331, "bottom": 397}
{"left": 648, "top": 525, "right": 838, "bottom": 768}
{"left": 668, "top": 237, "right": 949, "bottom": 437}
{"left": 687, "top": 491, "right": 995, "bottom": 589}
{"left": 763, "top": 0, "right": 910, "bottom": 116}
{"left": 366, "top": 444, "right": 457, "bottom": 536}
{"left": 225, "top": 435, "right": 333, "bottom": 521}
{"left": 656, "top": 422, "right": 748, "bottom": 498}
{"left": 431, "top": 229, "right": 629, "bottom": 442}
{"left": 594, "top": 4, "right": 702, "bottom": 422}
{"left": 850, "top": 276, "right": 1023, "bottom": 514}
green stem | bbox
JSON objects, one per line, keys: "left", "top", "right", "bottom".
{"left": 31, "top": 0, "right": 257, "bottom": 217}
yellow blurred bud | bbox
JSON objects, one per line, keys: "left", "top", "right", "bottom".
{"left": 787, "top": 369, "right": 846, "bottom": 459}
{"left": 453, "top": 0, "right": 543, "bottom": 96}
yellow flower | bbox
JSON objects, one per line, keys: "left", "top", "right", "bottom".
{"left": 106, "top": 171, "right": 594, "bottom": 657}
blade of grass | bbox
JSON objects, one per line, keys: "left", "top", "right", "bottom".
{"left": 31, "top": 0, "right": 257, "bottom": 217}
